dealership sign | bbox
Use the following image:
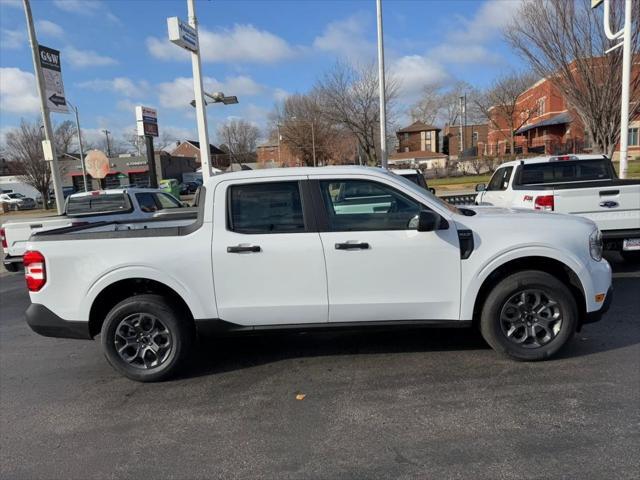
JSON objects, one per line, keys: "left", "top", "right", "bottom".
{"left": 39, "top": 45, "right": 68, "bottom": 114}
{"left": 135, "top": 105, "right": 159, "bottom": 137}
{"left": 167, "top": 17, "right": 198, "bottom": 53}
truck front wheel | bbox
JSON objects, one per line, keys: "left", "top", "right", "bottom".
{"left": 480, "top": 270, "right": 578, "bottom": 361}
{"left": 100, "top": 294, "right": 194, "bottom": 382}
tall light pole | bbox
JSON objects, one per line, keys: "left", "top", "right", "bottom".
{"left": 187, "top": 0, "right": 213, "bottom": 181}
{"left": 102, "top": 129, "right": 111, "bottom": 157}
{"left": 376, "top": 0, "right": 388, "bottom": 169}
{"left": 601, "top": 0, "right": 633, "bottom": 178}
{"left": 67, "top": 100, "right": 88, "bottom": 191}
{"left": 22, "top": 0, "right": 65, "bottom": 214}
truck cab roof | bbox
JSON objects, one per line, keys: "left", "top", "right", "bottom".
{"left": 496, "top": 154, "right": 607, "bottom": 169}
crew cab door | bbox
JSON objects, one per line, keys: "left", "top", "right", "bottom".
{"left": 310, "top": 175, "right": 461, "bottom": 322}
{"left": 478, "top": 166, "right": 514, "bottom": 207}
{"left": 211, "top": 177, "right": 328, "bottom": 326}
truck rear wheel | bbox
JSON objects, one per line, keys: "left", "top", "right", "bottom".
{"left": 480, "top": 270, "right": 577, "bottom": 361}
{"left": 100, "top": 294, "right": 194, "bottom": 382}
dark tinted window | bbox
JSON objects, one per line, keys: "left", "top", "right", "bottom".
{"left": 320, "top": 179, "right": 421, "bottom": 231}
{"left": 518, "top": 160, "right": 610, "bottom": 185}
{"left": 487, "top": 166, "right": 513, "bottom": 191}
{"left": 66, "top": 193, "right": 131, "bottom": 215}
{"left": 155, "top": 193, "right": 181, "bottom": 209}
{"left": 229, "top": 182, "right": 305, "bottom": 234}
{"left": 136, "top": 193, "right": 159, "bottom": 212}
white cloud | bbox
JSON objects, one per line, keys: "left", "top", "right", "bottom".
{"left": 0, "top": 67, "right": 40, "bottom": 114}
{"left": 1, "top": 29, "right": 24, "bottom": 49}
{"left": 36, "top": 20, "right": 65, "bottom": 38}
{"left": 157, "top": 75, "right": 266, "bottom": 109}
{"left": 77, "top": 77, "right": 150, "bottom": 97}
{"left": 53, "top": 0, "right": 103, "bottom": 14}
{"left": 64, "top": 46, "right": 117, "bottom": 67}
{"left": 313, "top": 13, "right": 374, "bottom": 61}
{"left": 453, "top": 0, "right": 522, "bottom": 44}
{"left": 392, "top": 55, "right": 448, "bottom": 98}
{"left": 430, "top": 44, "right": 500, "bottom": 65}
{"left": 273, "top": 88, "right": 290, "bottom": 102}
{"left": 147, "top": 24, "right": 297, "bottom": 64}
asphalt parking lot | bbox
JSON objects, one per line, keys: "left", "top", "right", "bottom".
{"left": 1, "top": 255, "right": 638, "bottom": 480}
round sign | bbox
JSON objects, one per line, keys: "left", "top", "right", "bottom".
{"left": 84, "top": 150, "right": 110, "bottom": 179}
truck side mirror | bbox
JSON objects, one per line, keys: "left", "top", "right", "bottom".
{"left": 416, "top": 210, "right": 441, "bottom": 232}
{"left": 475, "top": 183, "right": 486, "bottom": 192}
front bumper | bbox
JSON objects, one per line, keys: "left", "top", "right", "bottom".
{"left": 25, "top": 303, "right": 91, "bottom": 339}
{"left": 583, "top": 286, "right": 613, "bottom": 326}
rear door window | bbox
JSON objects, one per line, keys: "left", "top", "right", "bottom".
{"left": 135, "top": 193, "right": 159, "bottom": 212}
{"left": 487, "top": 167, "right": 513, "bottom": 191}
{"left": 66, "top": 193, "right": 131, "bottom": 216}
{"left": 228, "top": 182, "right": 305, "bottom": 234}
{"left": 154, "top": 193, "right": 182, "bottom": 209}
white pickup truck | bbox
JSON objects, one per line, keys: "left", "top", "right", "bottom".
{"left": 23, "top": 166, "right": 612, "bottom": 381}
{"left": 1, "top": 188, "right": 185, "bottom": 271}
{"left": 475, "top": 155, "right": 640, "bottom": 262}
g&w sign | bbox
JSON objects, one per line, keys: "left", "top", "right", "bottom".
{"left": 38, "top": 45, "right": 68, "bottom": 114}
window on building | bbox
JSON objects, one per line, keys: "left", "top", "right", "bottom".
{"left": 404, "top": 133, "right": 409, "bottom": 140}
{"left": 629, "top": 128, "right": 639, "bottom": 146}
{"left": 458, "top": 133, "right": 462, "bottom": 152}
{"left": 228, "top": 182, "right": 305, "bottom": 234}
{"left": 472, "top": 132, "right": 479, "bottom": 145}
{"left": 537, "top": 98, "right": 546, "bottom": 117}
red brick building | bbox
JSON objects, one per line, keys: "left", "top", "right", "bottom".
{"left": 171, "top": 140, "right": 229, "bottom": 168}
{"left": 443, "top": 124, "right": 488, "bottom": 158}
{"left": 395, "top": 121, "right": 440, "bottom": 154}
{"left": 486, "top": 58, "right": 640, "bottom": 159}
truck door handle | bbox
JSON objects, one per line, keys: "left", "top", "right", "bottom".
{"left": 227, "top": 245, "right": 261, "bottom": 253}
{"left": 599, "top": 190, "right": 619, "bottom": 196}
{"left": 335, "top": 242, "right": 370, "bottom": 250}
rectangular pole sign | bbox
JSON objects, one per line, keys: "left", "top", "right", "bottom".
{"left": 38, "top": 45, "right": 68, "bottom": 113}
{"left": 167, "top": 17, "right": 198, "bottom": 53}
{"left": 135, "top": 106, "right": 159, "bottom": 137}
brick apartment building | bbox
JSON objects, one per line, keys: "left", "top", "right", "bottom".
{"left": 256, "top": 132, "right": 359, "bottom": 168}
{"left": 443, "top": 124, "right": 488, "bottom": 158}
{"left": 487, "top": 58, "right": 640, "bottom": 160}
{"left": 389, "top": 121, "right": 446, "bottom": 169}
{"left": 171, "top": 140, "right": 230, "bottom": 169}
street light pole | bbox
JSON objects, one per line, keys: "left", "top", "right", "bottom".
{"left": 187, "top": 0, "right": 213, "bottom": 181}
{"left": 22, "top": 0, "right": 65, "bottom": 214}
{"left": 376, "top": 0, "right": 388, "bottom": 169}
{"left": 102, "top": 129, "right": 111, "bottom": 157}
{"left": 311, "top": 122, "right": 317, "bottom": 167}
{"left": 67, "top": 101, "right": 88, "bottom": 191}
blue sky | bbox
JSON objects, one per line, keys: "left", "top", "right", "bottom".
{"left": 0, "top": 0, "right": 525, "bottom": 147}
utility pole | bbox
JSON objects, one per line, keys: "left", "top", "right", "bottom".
{"left": 102, "top": 129, "right": 111, "bottom": 157}
{"left": 459, "top": 96, "right": 465, "bottom": 157}
{"left": 376, "top": 0, "right": 388, "bottom": 169}
{"left": 68, "top": 101, "right": 88, "bottom": 191}
{"left": 187, "top": 0, "right": 213, "bottom": 181}
{"left": 601, "top": 0, "right": 633, "bottom": 178}
{"left": 311, "top": 122, "right": 317, "bottom": 167}
{"left": 22, "top": 0, "right": 64, "bottom": 214}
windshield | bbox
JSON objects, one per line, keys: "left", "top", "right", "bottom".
{"left": 7, "top": 193, "right": 24, "bottom": 199}
{"left": 66, "top": 193, "right": 132, "bottom": 216}
{"left": 391, "top": 172, "right": 460, "bottom": 215}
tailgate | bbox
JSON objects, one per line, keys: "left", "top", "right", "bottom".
{"left": 4, "top": 218, "right": 73, "bottom": 256}
{"left": 554, "top": 184, "right": 640, "bottom": 231}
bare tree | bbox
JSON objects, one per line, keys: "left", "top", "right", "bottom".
{"left": 217, "top": 119, "right": 260, "bottom": 166}
{"left": 476, "top": 71, "right": 538, "bottom": 156}
{"left": 411, "top": 81, "right": 485, "bottom": 127}
{"left": 54, "top": 120, "right": 77, "bottom": 155}
{"left": 505, "top": 0, "right": 639, "bottom": 157}
{"left": 314, "top": 62, "right": 399, "bottom": 165}
{"left": 4, "top": 120, "right": 72, "bottom": 209}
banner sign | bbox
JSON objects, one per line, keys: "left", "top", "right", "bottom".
{"left": 38, "top": 45, "right": 68, "bottom": 113}
{"left": 135, "top": 106, "right": 159, "bottom": 137}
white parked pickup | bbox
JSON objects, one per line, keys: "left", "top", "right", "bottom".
{"left": 23, "top": 166, "right": 612, "bottom": 381}
{"left": 1, "top": 188, "right": 187, "bottom": 271}
{"left": 475, "top": 155, "right": 640, "bottom": 262}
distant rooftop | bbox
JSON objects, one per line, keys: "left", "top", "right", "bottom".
{"left": 397, "top": 121, "right": 441, "bottom": 134}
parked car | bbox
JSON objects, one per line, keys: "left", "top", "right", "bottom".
{"left": 475, "top": 154, "right": 640, "bottom": 262}
{"left": 390, "top": 168, "right": 436, "bottom": 194}
{"left": 23, "top": 166, "right": 611, "bottom": 381}
{"left": 0, "top": 192, "right": 36, "bottom": 211}
{"left": 179, "top": 181, "right": 200, "bottom": 195}
{"left": 1, "top": 188, "right": 186, "bottom": 272}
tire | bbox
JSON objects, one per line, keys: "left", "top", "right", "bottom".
{"left": 480, "top": 270, "right": 578, "bottom": 361}
{"left": 620, "top": 250, "right": 640, "bottom": 263}
{"left": 100, "top": 294, "right": 194, "bottom": 382}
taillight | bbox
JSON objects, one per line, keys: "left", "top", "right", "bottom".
{"left": 534, "top": 195, "right": 554, "bottom": 211}
{"left": 23, "top": 250, "right": 46, "bottom": 292}
{"left": 0, "top": 228, "right": 6, "bottom": 249}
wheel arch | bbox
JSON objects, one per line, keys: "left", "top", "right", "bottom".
{"left": 470, "top": 256, "right": 586, "bottom": 329}
{"left": 88, "top": 278, "right": 195, "bottom": 338}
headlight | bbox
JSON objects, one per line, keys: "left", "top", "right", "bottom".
{"left": 589, "top": 229, "right": 603, "bottom": 261}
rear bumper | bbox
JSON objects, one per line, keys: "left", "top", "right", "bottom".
{"left": 583, "top": 286, "right": 613, "bottom": 325}
{"left": 25, "top": 303, "right": 91, "bottom": 340}
{"left": 3, "top": 254, "right": 23, "bottom": 272}
{"left": 602, "top": 229, "right": 640, "bottom": 250}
